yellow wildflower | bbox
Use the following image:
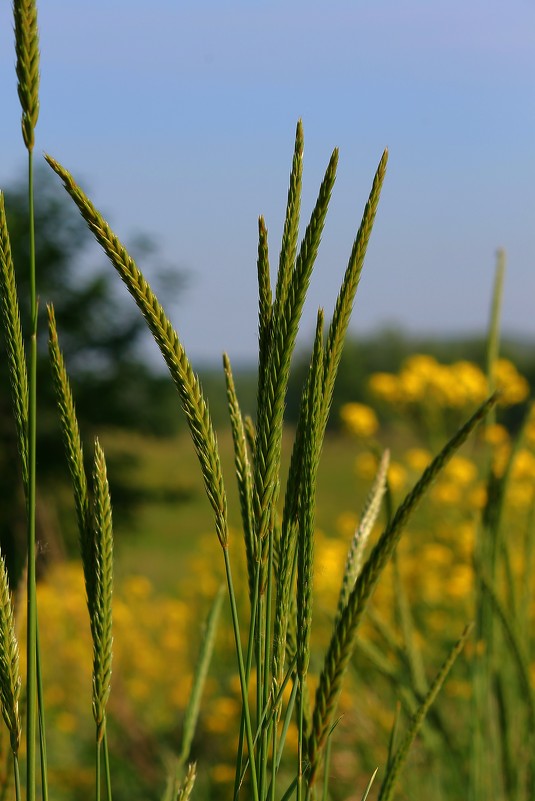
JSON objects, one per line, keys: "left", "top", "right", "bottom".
{"left": 340, "top": 402, "right": 379, "bottom": 438}
{"left": 511, "top": 448, "right": 535, "bottom": 481}
{"left": 388, "top": 461, "right": 408, "bottom": 492}
{"left": 483, "top": 423, "right": 510, "bottom": 446}
{"left": 493, "top": 359, "right": 530, "bottom": 405}
{"left": 368, "top": 372, "right": 400, "bottom": 403}
{"left": 443, "top": 455, "right": 478, "bottom": 486}
{"left": 404, "top": 447, "right": 432, "bottom": 472}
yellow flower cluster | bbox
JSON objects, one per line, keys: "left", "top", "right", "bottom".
{"left": 369, "top": 354, "right": 529, "bottom": 411}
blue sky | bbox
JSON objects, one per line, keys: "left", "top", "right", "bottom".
{"left": 1, "top": 1, "right": 534, "bottom": 365}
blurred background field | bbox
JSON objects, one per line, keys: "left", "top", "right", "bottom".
{"left": 3, "top": 347, "right": 533, "bottom": 801}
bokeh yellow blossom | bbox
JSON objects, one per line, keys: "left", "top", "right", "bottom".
{"left": 404, "top": 447, "right": 432, "bottom": 472}
{"left": 493, "top": 358, "right": 530, "bottom": 405}
{"left": 340, "top": 402, "right": 379, "bottom": 438}
{"left": 483, "top": 423, "right": 510, "bottom": 446}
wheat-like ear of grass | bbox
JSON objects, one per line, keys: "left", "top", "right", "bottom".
{"left": 254, "top": 145, "right": 338, "bottom": 561}
{"left": 336, "top": 449, "right": 390, "bottom": 626}
{"left": 0, "top": 192, "right": 29, "bottom": 495}
{"left": 13, "top": 0, "right": 40, "bottom": 152}
{"left": 44, "top": 154, "right": 228, "bottom": 550}
{"left": 176, "top": 763, "right": 196, "bottom": 801}
{"left": 223, "top": 354, "right": 256, "bottom": 601}
{"left": 321, "top": 148, "right": 388, "bottom": 430}
{"left": 47, "top": 305, "right": 95, "bottom": 610}
{"left": 0, "top": 552, "right": 21, "bottom": 755}
{"left": 307, "top": 394, "right": 497, "bottom": 789}
{"left": 91, "top": 439, "right": 113, "bottom": 745}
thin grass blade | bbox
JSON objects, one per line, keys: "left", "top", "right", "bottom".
{"left": 308, "top": 394, "right": 496, "bottom": 787}
{"left": 377, "top": 624, "right": 473, "bottom": 801}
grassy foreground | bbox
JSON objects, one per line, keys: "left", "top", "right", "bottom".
{"left": 0, "top": 1, "right": 533, "bottom": 801}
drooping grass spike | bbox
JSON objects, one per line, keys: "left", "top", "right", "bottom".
{"left": 44, "top": 154, "right": 229, "bottom": 550}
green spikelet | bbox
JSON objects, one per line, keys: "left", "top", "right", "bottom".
{"left": 296, "top": 309, "right": 324, "bottom": 681}
{"left": 13, "top": 0, "right": 40, "bottom": 151}
{"left": 257, "top": 215, "right": 272, "bottom": 400}
{"left": 176, "top": 763, "right": 196, "bottom": 801}
{"left": 274, "top": 119, "right": 304, "bottom": 312}
{"left": 223, "top": 354, "right": 255, "bottom": 601}
{"left": 335, "top": 449, "right": 389, "bottom": 625}
{"left": 0, "top": 553, "right": 21, "bottom": 754}
{"left": 91, "top": 439, "right": 113, "bottom": 744}
{"left": 45, "top": 154, "right": 229, "bottom": 549}
{"left": 47, "top": 305, "right": 95, "bottom": 611}
{"left": 321, "top": 149, "right": 388, "bottom": 429}
{"left": 0, "top": 192, "right": 29, "bottom": 493}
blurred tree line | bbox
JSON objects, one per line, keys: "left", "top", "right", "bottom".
{"left": 2, "top": 167, "right": 534, "bottom": 580}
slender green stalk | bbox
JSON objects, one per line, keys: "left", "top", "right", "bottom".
{"left": 103, "top": 731, "right": 112, "bottom": 801}
{"left": 13, "top": 3, "right": 40, "bottom": 795}
{"left": 223, "top": 548, "right": 259, "bottom": 801}
{"left": 13, "top": 756, "right": 21, "bottom": 801}
{"left": 179, "top": 586, "right": 224, "bottom": 768}
{"left": 95, "top": 735, "right": 101, "bottom": 801}
{"left": 36, "top": 625, "right": 49, "bottom": 801}
{"left": 378, "top": 624, "right": 473, "bottom": 801}
{"left": 25, "top": 135, "right": 38, "bottom": 801}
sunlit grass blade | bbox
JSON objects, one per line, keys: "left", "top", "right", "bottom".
{"left": 0, "top": 193, "right": 29, "bottom": 495}
{"left": 307, "top": 394, "right": 496, "bottom": 789}
{"left": 360, "top": 768, "right": 379, "bottom": 801}
{"left": 336, "top": 449, "right": 389, "bottom": 625}
{"left": 377, "top": 624, "right": 473, "bottom": 801}
{"left": 45, "top": 154, "right": 229, "bottom": 550}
